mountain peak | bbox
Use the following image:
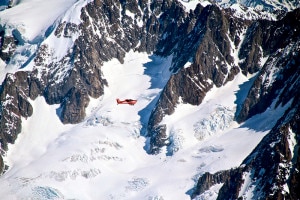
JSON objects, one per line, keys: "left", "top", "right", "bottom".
{"left": 210, "top": 0, "right": 300, "bottom": 12}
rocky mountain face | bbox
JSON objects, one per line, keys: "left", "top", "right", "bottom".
{"left": 147, "top": 4, "right": 248, "bottom": 154}
{"left": 190, "top": 7, "right": 300, "bottom": 200}
{"left": 0, "top": 0, "right": 299, "bottom": 199}
{"left": 147, "top": 3, "right": 300, "bottom": 199}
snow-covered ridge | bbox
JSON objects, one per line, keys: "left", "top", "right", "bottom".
{"left": 0, "top": 0, "right": 90, "bottom": 41}
{"left": 228, "top": 3, "right": 277, "bottom": 20}
{"left": 179, "top": 0, "right": 212, "bottom": 12}
{"left": 179, "top": 0, "right": 297, "bottom": 21}
{"left": 0, "top": 0, "right": 92, "bottom": 82}
{"left": 211, "top": 0, "right": 300, "bottom": 12}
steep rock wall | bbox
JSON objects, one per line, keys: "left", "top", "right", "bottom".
{"left": 191, "top": 8, "right": 300, "bottom": 199}
{"left": 147, "top": 4, "right": 249, "bottom": 154}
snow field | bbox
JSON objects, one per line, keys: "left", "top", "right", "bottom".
{"left": 0, "top": 0, "right": 86, "bottom": 41}
{"left": 0, "top": 49, "right": 288, "bottom": 199}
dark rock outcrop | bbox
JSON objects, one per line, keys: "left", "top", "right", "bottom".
{"left": 0, "top": 72, "right": 33, "bottom": 150}
{"left": 0, "top": 26, "right": 19, "bottom": 63}
{"left": 191, "top": 168, "right": 244, "bottom": 199}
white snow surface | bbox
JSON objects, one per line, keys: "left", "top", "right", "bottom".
{"left": 179, "top": 0, "right": 211, "bottom": 12}
{"left": 0, "top": 49, "right": 289, "bottom": 200}
{"left": 0, "top": 0, "right": 89, "bottom": 41}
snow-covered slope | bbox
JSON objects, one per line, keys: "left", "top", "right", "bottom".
{"left": 0, "top": 0, "right": 85, "bottom": 41}
{"left": 0, "top": 0, "right": 299, "bottom": 199}
{"left": 0, "top": 50, "right": 278, "bottom": 199}
{"left": 209, "top": 0, "right": 300, "bottom": 12}
{"left": 0, "top": 0, "right": 91, "bottom": 82}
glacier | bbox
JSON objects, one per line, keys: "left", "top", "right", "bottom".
{"left": 0, "top": 49, "right": 288, "bottom": 199}
{"left": 0, "top": 0, "right": 299, "bottom": 199}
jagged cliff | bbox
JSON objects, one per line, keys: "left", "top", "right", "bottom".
{"left": 0, "top": 0, "right": 299, "bottom": 199}
{"left": 190, "top": 7, "right": 300, "bottom": 200}
{"left": 146, "top": 3, "right": 300, "bottom": 199}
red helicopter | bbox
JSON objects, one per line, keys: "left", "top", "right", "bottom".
{"left": 116, "top": 98, "right": 137, "bottom": 105}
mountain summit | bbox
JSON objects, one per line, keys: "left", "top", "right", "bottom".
{"left": 0, "top": 0, "right": 299, "bottom": 199}
{"left": 211, "top": 0, "right": 300, "bottom": 12}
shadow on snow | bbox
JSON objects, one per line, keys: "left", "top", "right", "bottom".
{"left": 138, "top": 55, "right": 172, "bottom": 151}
